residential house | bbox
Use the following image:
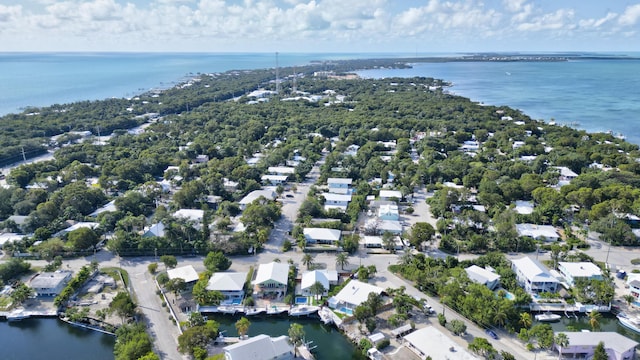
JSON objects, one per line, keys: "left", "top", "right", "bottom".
{"left": 362, "top": 236, "right": 383, "bottom": 248}
{"left": 88, "top": 200, "right": 117, "bottom": 217}
{"left": 378, "top": 190, "right": 402, "bottom": 201}
{"left": 303, "top": 228, "right": 342, "bottom": 245}
{"left": 267, "top": 166, "right": 296, "bottom": 176}
{"left": 261, "top": 174, "right": 289, "bottom": 186}
{"left": 404, "top": 326, "right": 479, "bottom": 360}
{"left": 29, "top": 271, "right": 72, "bottom": 296}
{"left": 516, "top": 224, "right": 560, "bottom": 242}
{"left": 378, "top": 204, "right": 399, "bottom": 221}
{"left": 558, "top": 262, "right": 603, "bottom": 286}
{"left": 465, "top": 265, "right": 501, "bottom": 290}
{"left": 143, "top": 222, "right": 165, "bottom": 238}
{"left": 555, "top": 166, "right": 579, "bottom": 181}
{"left": 343, "top": 144, "right": 360, "bottom": 156}
{"left": 223, "top": 178, "right": 240, "bottom": 192}
{"left": 514, "top": 200, "right": 534, "bottom": 215}
{"left": 327, "top": 178, "right": 352, "bottom": 194}
{"left": 53, "top": 222, "right": 99, "bottom": 237}
{"left": 321, "top": 192, "right": 352, "bottom": 211}
{"left": 0, "top": 233, "right": 24, "bottom": 249}
{"left": 300, "top": 270, "right": 332, "bottom": 297}
{"left": 206, "top": 272, "right": 247, "bottom": 305}
{"left": 167, "top": 265, "right": 200, "bottom": 285}
{"left": 328, "top": 280, "right": 384, "bottom": 310}
{"left": 629, "top": 279, "right": 640, "bottom": 300}
{"left": 511, "top": 257, "right": 559, "bottom": 294}
{"left": 223, "top": 334, "right": 293, "bottom": 360}
{"left": 239, "top": 189, "right": 277, "bottom": 210}
{"left": 554, "top": 332, "right": 638, "bottom": 360}
{"left": 253, "top": 262, "right": 289, "bottom": 296}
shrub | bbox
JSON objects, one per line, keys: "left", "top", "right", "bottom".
{"left": 148, "top": 263, "right": 158, "bottom": 274}
{"left": 376, "top": 339, "right": 390, "bottom": 350}
{"left": 438, "top": 313, "right": 447, "bottom": 326}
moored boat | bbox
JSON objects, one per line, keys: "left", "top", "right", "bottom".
{"left": 289, "top": 305, "right": 319, "bottom": 317}
{"left": 618, "top": 314, "right": 640, "bottom": 333}
{"left": 535, "top": 312, "right": 562, "bottom": 322}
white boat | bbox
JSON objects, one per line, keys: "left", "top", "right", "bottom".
{"left": 535, "top": 313, "right": 562, "bottom": 322}
{"left": 216, "top": 306, "right": 239, "bottom": 315}
{"left": 318, "top": 307, "right": 334, "bottom": 325}
{"left": 266, "top": 306, "right": 288, "bottom": 315}
{"left": 244, "top": 308, "right": 266, "bottom": 316}
{"left": 618, "top": 315, "right": 640, "bottom": 333}
{"left": 289, "top": 306, "right": 319, "bottom": 317}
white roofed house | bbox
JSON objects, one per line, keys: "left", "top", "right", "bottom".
{"left": 379, "top": 190, "right": 402, "bottom": 201}
{"left": 557, "top": 262, "right": 603, "bottom": 287}
{"left": 321, "top": 192, "right": 352, "bottom": 212}
{"left": 328, "top": 280, "right": 384, "bottom": 311}
{"left": 29, "top": 271, "right": 73, "bottom": 296}
{"left": 206, "top": 272, "right": 247, "bottom": 305}
{"left": 143, "top": 222, "right": 165, "bottom": 238}
{"left": 554, "top": 331, "right": 638, "bottom": 360}
{"left": 173, "top": 209, "right": 205, "bottom": 228}
{"left": 303, "top": 228, "right": 342, "bottom": 245}
{"left": 377, "top": 204, "right": 399, "bottom": 221}
{"left": 516, "top": 223, "right": 560, "bottom": 242}
{"left": 167, "top": 265, "right": 200, "bottom": 286}
{"left": 511, "top": 257, "right": 559, "bottom": 294}
{"left": 253, "top": 262, "right": 289, "bottom": 296}
{"left": 223, "top": 334, "right": 293, "bottom": 360}
{"left": 261, "top": 174, "right": 289, "bottom": 186}
{"left": 513, "top": 200, "right": 534, "bottom": 215}
{"left": 238, "top": 189, "right": 277, "bottom": 210}
{"left": 300, "top": 270, "right": 332, "bottom": 297}
{"left": 267, "top": 166, "right": 296, "bottom": 176}
{"left": 465, "top": 265, "right": 501, "bottom": 290}
{"left": 327, "top": 177, "right": 352, "bottom": 194}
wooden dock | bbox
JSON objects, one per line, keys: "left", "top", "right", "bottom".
{"left": 297, "top": 345, "right": 315, "bottom": 360}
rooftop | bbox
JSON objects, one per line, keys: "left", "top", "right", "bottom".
{"left": 253, "top": 262, "right": 289, "bottom": 286}
{"left": 167, "top": 265, "right": 199, "bottom": 283}
{"left": 239, "top": 189, "right": 276, "bottom": 205}
{"left": 516, "top": 223, "right": 559, "bottom": 240}
{"left": 327, "top": 177, "right": 352, "bottom": 185}
{"left": 331, "top": 280, "right": 384, "bottom": 307}
{"left": 559, "top": 331, "right": 638, "bottom": 354}
{"left": 30, "top": 271, "right": 72, "bottom": 289}
{"left": 206, "top": 272, "right": 247, "bottom": 292}
{"left": 511, "top": 257, "right": 558, "bottom": 283}
{"left": 224, "top": 334, "right": 292, "bottom": 360}
{"left": 558, "top": 262, "right": 602, "bottom": 278}
{"left": 404, "top": 326, "right": 479, "bottom": 360}
{"left": 303, "top": 228, "right": 342, "bottom": 242}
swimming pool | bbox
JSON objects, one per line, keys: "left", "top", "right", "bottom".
{"left": 232, "top": 298, "right": 242, "bottom": 305}
{"left": 339, "top": 307, "right": 353, "bottom": 316}
{"left": 295, "top": 297, "right": 308, "bottom": 305}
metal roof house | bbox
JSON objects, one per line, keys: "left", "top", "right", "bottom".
{"left": 253, "top": 262, "right": 289, "bottom": 295}
{"left": 516, "top": 223, "right": 560, "bottom": 242}
{"left": 167, "top": 265, "right": 200, "bottom": 284}
{"left": 223, "top": 334, "right": 293, "bottom": 360}
{"left": 207, "top": 272, "right": 247, "bottom": 305}
{"left": 404, "top": 326, "right": 479, "bottom": 360}
{"left": 328, "top": 280, "right": 384, "bottom": 310}
{"left": 238, "top": 189, "right": 277, "bottom": 210}
{"left": 554, "top": 332, "right": 638, "bottom": 360}
{"left": 303, "top": 228, "right": 342, "bottom": 245}
{"left": 511, "top": 257, "right": 559, "bottom": 294}
{"left": 465, "top": 265, "right": 501, "bottom": 290}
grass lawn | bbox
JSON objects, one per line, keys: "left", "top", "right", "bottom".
{"left": 0, "top": 296, "right": 13, "bottom": 310}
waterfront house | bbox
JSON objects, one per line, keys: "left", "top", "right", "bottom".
{"left": 327, "top": 178, "right": 352, "bottom": 194}
{"left": 239, "top": 189, "right": 277, "bottom": 210}
{"left": 206, "top": 272, "right": 247, "bottom": 305}
{"left": 404, "top": 326, "right": 479, "bottom": 360}
{"left": 328, "top": 280, "right": 384, "bottom": 311}
{"left": 511, "top": 257, "right": 559, "bottom": 294}
{"left": 303, "top": 228, "right": 342, "bottom": 245}
{"left": 29, "top": 271, "right": 72, "bottom": 296}
{"left": 628, "top": 279, "right": 640, "bottom": 300}
{"left": 465, "top": 265, "right": 501, "bottom": 290}
{"left": 557, "top": 262, "right": 603, "bottom": 286}
{"left": 300, "top": 270, "right": 333, "bottom": 297}
{"left": 253, "top": 262, "right": 289, "bottom": 296}
{"left": 554, "top": 331, "right": 638, "bottom": 360}
{"left": 321, "top": 192, "right": 352, "bottom": 211}
{"left": 167, "top": 265, "right": 199, "bottom": 285}
{"left": 223, "top": 334, "right": 293, "bottom": 360}
{"left": 516, "top": 223, "right": 560, "bottom": 242}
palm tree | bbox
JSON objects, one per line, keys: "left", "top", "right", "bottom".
{"left": 555, "top": 332, "right": 569, "bottom": 360}
{"left": 623, "top": 294, "right": 635, "bottom": 306}
{"left": 302, "top": 253, "right": 314, "bottom": 270}
{"left": 493, "top": 305, "right": 508, "bottom": 328}
{"left": 335, "top": 252, "right": 349, "bottom": 270}
{"left": 288, "top": 323, "right": 305, "bottom": 357}
{"left": 588, "top": 310, "right": 601, "bottom": 331}
{"left": 309, "top": 281, "right": 326, "bottom": 301}
{"left": 235, "top": 317, "right": 251, "bottom": 339}
{"left": 519, "top": 312, "right": 532, "bottom": 329}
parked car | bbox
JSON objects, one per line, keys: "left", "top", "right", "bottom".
{"left": 285, "top": 194, "right": 294, "bottom": 198}
{"left": 485, "top": 329, "right": 498, "bottom": 340}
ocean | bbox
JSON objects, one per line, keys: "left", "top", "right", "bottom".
{"left": 1, "top": 52, "right": 638, "bottom": 144}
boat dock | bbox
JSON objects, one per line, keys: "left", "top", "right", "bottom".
{"left": 0, "top": 308, "right": 58, "bottom": 321}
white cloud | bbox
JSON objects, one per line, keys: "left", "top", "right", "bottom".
{"left": 503, "top": 0, "right": 527, "bottom": 13}
{"left": 517, "top": 8, "right": 575, "bottom": 32}
{"left": 579, "top": 12, "right": 617, "bottom": 29}
{"left": 0, "top": 4, "right": 22, "bottom": 23}
{"left": 619, "top": 3, "right": 640, "bottom": 26}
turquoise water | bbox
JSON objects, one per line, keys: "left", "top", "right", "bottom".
{"left": 339, "top": 307, "right": 354, "bottom": 316}
{"left": 357, "top": 55, "right": 640, "bottom": 145}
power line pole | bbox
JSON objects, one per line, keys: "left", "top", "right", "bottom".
{"left": 21, "top": 146, "right": 27, "bottom": 162}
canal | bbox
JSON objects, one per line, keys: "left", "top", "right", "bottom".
{"left": 206, "top": 313, "right": 363, "bottom": 360}
{"left": 544, "top": 312, "right": 640, "bottom": 342}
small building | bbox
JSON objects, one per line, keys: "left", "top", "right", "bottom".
{"left": 465, "top": 265, "right": 501, "bottom": 290}
{"left": 554, "top": 166, "right": 579, "bottom": 181}
{"left": 239, "top": 189, "right": 277, "bottom": 210}
{"left": 53, "top": 222, "right": 99, "bottom": 237}
{"left": 558, "top": 262, "right": 604, "bottom": 286}
{"left": 554, "top": 331, "right": 638, "bottom": 360}
{"left": 362, "top": 236, "right": 383, "bottom": 248}
{"left": 223, "top": 334, "right": 293, "bottom": 360}
{"left": 167, "top": 265, "right": 199, "bottom": 285}
{"left": 29, "top": 271, "right": 73, "bottom": 296}
{"left": 253, "top": 262, "right": 289, "bottom": 295}
{"left": 328, "top": 280, "right": 384, "bottom": 310}
{"left": 516, "top": 223, "right": 560, "bottom": 242}
{"left": 629, "top": 279, "right": 640, "bottom": 300}
{"left": 300, "top": 270, "right": 331, "bottom": 297}
{"left": 513, "top": 200, "right": 534, "bottom": 215}
{"left": 206, "top": 272, "right": 247, "bottom": 305}
{"left": 303, "top": 228, "right": 342, "bottom": 245}
{"left": 223, "top": 178, "right": 240, "bottom": 192}
{"left": 0, "top": 233, "right": 24, "bottom": 249}
{"left": 261, "top": 174, "right": 289, "bottom": 186}
{"left": 143, "top": 222, "right": 166, "bottom": 238}
{"left": 173, "top": 209, "right": 205, "bottom": 224}
{"left": 511, "top": 257, "right": 559, "bottom": 294}
{"left": 321, "top": 193, "right": 352, "bottom": 211}
{"left": 379, "top": 190, "right": 402, "bottom": 201}
{"left": 327, "top": 178, "right": 352, "bottom": 194}
{"left": 88, "top": 200, "right": 117, "bottom": 217}
{"left": 404, "top": 326, "right": 479, "bottom": 360}
{"left": 267, "top": 166, "right": 296, "bottom": 175}
{"left": 378, "top": 204, "right": 399, "bottom": 221}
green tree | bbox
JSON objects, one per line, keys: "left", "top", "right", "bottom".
{"left": 204, "top": 251, "right": 232, "bottom": 272}
{"left": 147, "top": 263, "right": 158, "bottom": 274}
{"left": 235, "top": 317, "right": 251, "bottom": 339}
{"left": 408, "top": 222, "right": 435, "bottom": 249}
{"left": 166, "top": 278, "right": 187, "bottom": 297}
{"left": 302, "top": 253, "right": 315, "bottom": 270}
{"left": 109, "top": 291, "right": 136, "bottom": 324}
{"left": 114, "top": 323, "right": 154, "bottom": 360}
{"left": 335, "top": 252, "right": 349, "bottom": 270}
{"left": 519, "top": 312, "right": 532, "bottom": 329}
{"left": 10, "top": 283, "right": 34, "bottom": 304}
{"left": 288, "top": 323, "right": 305, "bottom": 357}
{"left": 468, "top": 337, "right": 497, "bottom": 358}
{"left": 588, "top": 310, "right": 602, "bottom": 331}
{"left": 177, "top": 323, "right": 218, "bottom": 355}
{"left": 66, "top": 227, "right": 100, "bottom": 250}
{"left": 592, "top": 341, "right": 607, "bottom": 360}
{"left": 160, "top": 255, "right": 177, "bottom": 269}
{"left": 309, "top": 281, "right": 326, "bottom": 300}
{"left": 555, "top": 332, "right": 569, "bottom": 360}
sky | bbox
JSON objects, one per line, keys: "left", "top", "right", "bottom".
{"left": 0, "top": 0, "right": 639, "bottom": 53}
